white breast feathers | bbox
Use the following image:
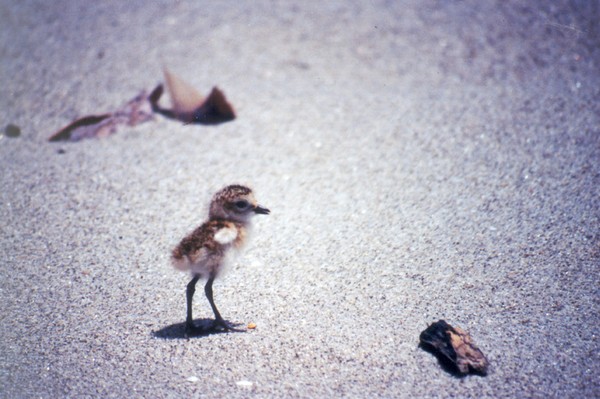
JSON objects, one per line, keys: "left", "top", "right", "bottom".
{"left": 214, "top": 226, "right": 238, "bottom": 245}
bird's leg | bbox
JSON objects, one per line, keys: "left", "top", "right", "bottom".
{"left": 204, "top": 274, "right": 223, "bottom": 321}
{"left": 185, "top": 275, "right": 200, "bottom": 333}
{"left": 205, "top": 273, "right": 245, "bottom": 332}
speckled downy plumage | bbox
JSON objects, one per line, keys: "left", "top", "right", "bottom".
{"left": 171, "top": 184, "right": 269, "bottom": 334}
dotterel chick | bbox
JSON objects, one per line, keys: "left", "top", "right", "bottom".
{"left": 171, "top": 184, "right": 270, "bottom": 334}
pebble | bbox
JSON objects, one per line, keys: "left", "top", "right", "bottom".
{"left": 4, "top": 124, "right": 21, "bottom": 138}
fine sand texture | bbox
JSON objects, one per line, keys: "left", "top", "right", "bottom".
{"left": 1, "top": 1, "right": 599, "bottom": 397}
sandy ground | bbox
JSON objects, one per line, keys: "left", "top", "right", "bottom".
{"left": 1, "top": 0, "right": 599, "bottom": 397}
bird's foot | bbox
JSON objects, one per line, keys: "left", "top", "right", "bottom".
{"left": 185, "top": 321, "right": 210, "bottom": 337}
{"left": 184, "top": 319, "right": 245, "bottom": 336}
{"left": 213, "top": 318, "right": 246, "bottom": 333}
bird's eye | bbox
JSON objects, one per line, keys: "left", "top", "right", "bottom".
{"left": 234, "top": 200, "right": 249, "bottom": 209}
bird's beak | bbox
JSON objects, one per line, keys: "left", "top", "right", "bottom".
{"left": 254, "top": 205, "right": 270, "bottom": 215}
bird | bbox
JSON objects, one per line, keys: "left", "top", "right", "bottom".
{"left": 171, "top": 184, "right": 270, "bottom": 334}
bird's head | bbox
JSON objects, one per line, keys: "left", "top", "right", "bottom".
{"left": 209, "top": 184, "right": 270, "bottom": 223}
